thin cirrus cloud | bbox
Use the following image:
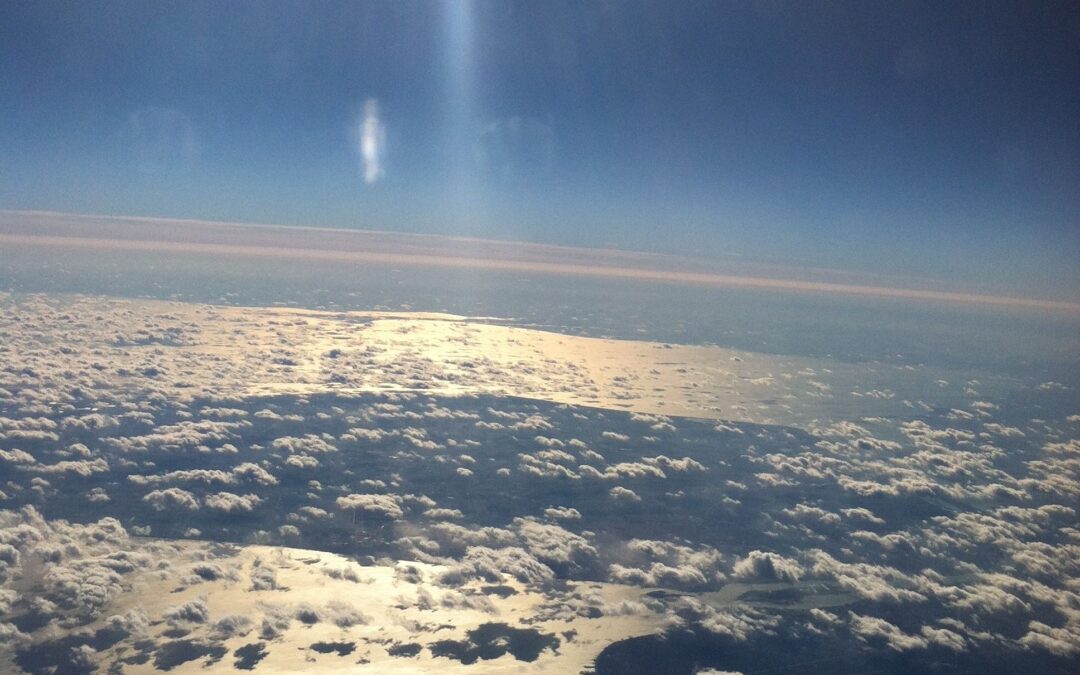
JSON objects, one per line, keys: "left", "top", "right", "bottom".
{"left": 359, "top": 98, "right": 386, "bottom": 185}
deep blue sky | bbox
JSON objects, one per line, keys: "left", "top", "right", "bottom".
{"left": 2, "top": 1, "right": 1078, "bottom": 295}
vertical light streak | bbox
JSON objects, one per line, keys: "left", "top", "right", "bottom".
{"left": 361, "top": 99, "right": 385, "bottom": 184}
{"left": 444, "top": 0, "right": 480, "bottom": 226}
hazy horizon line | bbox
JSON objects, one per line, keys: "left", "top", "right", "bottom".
{"left": 0, "top": 209, "right": 971, "bottom": 288}
{"left": 1, "top": 210, "right": 1077, "bottom": 314}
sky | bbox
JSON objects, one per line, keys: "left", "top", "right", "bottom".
{"left": 1, "top": 0, "right": 1078, "bottom": 295}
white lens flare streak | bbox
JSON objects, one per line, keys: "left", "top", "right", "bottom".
{"left": 360, "top": 98, "right": 385, "bottom": 184}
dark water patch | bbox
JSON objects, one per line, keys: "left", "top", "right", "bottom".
{"left": 153, "top": 639, "right": 228, "bottom": 671}
{"left": 15, "top": 638, "right": 97, "bottom": 675}
{"left": 234, "top": 642, "right": 269, "bottom": 670}
{"left": 592, "top": 625, "right": 1080, "bottom": 675}
{"left": 14, "top": 623, "right": 144, "bottom": 675}
{"left": 480, "top": 584, "right": 518, "bottom": 598}
{"left": 645, "top": 589, "right": 686, "bottom": 601}
{"left": 737, "top": 587, "right": 805, "bottom": 605}
{"left": 191, "top": 563, "right": 223, "bottom": 581}
{"left": 295, "top": 606, "right": 321, "bottom": 625}
{"left": 387, "top": 642, "right": 423, "bottom": 657}
{"left": 121, "top": 650, "right": 153, "bottom": 666}
{"left": 429, "top": 622, "right": 559, "bottom": 664}
{"left": 310, "top": 641, "right": 355, "bottom": 656}
{"left": 121, "top": 639, "right": 158, "bottom": 665}
{"left": 11, "top": 608, "right": 53, "bottom": 634}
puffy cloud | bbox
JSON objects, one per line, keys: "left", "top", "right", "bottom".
{"left": 0, "top": 449, "right": 35, "bottom": 464}
{"left": 437, "top": 589, "right": 497, "bottom": 614}
{"left": 297, "top": 506, "right": 330, "bottom": 520}
{"left": 849, "top": 613, "right": 929, "bottom": 651}
{"left": 781, "top": 503, "right": 841, "bottom": 526}
{"left": 644, "top": 455, "right": 707, "bottom": 472}
{"left": 335, "top": 493, "right": 404, "bottom": 519}
{"left": 129, "top": 469, "right": 234, "bottom": 486}
{"left": 544, "top": 506, "right": 582, "bottom": 520}
{"left": 86, "top": 487, "right": 110, "bottom": 503}
{"left": 920, "top": 625, "right": 967, "bottom": 651}
{"left": 731, "top": 551, "right": 804, "bottom": 583}
{"left": 324, "top": 600, "right": 370, "bottom": 628}
{"left": 186, "top": 562, "right": 239, "bottom": 583}
{"left": 611, "top": 539, "right": 726, "bottom": 589}
{"left": 323, "top": 565, "right": 365, "bottom": 583}
{"left": 42, "top": 558, "right": 128, "bottom": 618}
{"left": 142, "top": 488, "right": 199, "bottom": 511}
{"left": 438, "top": 546, "right": 554, "bottom": 586}
{"left": 983, "top": 423, "right": 1025, "bottom": 438}
{"left": 232, "top": 462, "right": 278, "bottom": 486}
{"left": 0, "top": 589, "right": 19, "bottom": 615}
{"left": 425, "top": 523, "right": 517, "bottom": 554}
{"left": 675, "top": 599, "right": 779, "bottom": 641}
{"left": 518, "top": 451, "right": 580, "bottom": 479}
{"left": 395, "top": 563, "right": 425, "bottom": 584}
{"left": 808, "top": 550, "right": 925, "bottom": 603}
{"left": 609, "top": 486, "right": 641, "bottom": 502}
{"left": 1019, "top": 620, "right": 1080, "bottom": 657}
{"left": 210, "top": 614, "right": 252, "bottom": 639}
{"left": 34, "top": 458, "right": 110, "bottom": 477}
{"left": 949, "top": 582, "right": 1031, "bottom": 615}
{"left": 259, "top": 605, "right": 292, "bottom": 639}
{"left": 278, "top": 524, "right": 300, "bottom": 539}
{"left": 272, "top": 434, "right": 338, "bottom": 454}
{"left": 423, "top": 508, "right": 463, "bottom": 520}
{"left": 535, "top": 447, "right": 575, "bottom": 463}
{"left": 285, "top": 454, "right": 319, "bottom": 469}
{"left": 250, "top": 565, "right": 278, "bottom": 591}
{"left": 102, "top": 608, "right": 151, "bottom": 638}
{"left": 610, "top": 562, "right": 707, "bottom": 588}
{"left": 164, "top": 598, "right": 210, "bottom": 625}
{"left": 840, "top": 507, "right": 885, "bottom": 525}
{"left": 108, "top": 420, "right": 245, "bottom": 453}
{"left": 514, "top": 518, "right": 597, "bottom": 571}
{"left": 204, "top": 492, "right": 262, "bottom": 513}
{"left": 606, "top": 462, "right": 666, "bottom": 479}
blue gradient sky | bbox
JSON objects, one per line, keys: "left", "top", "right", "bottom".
{"left": 2, "top": 1, "right": 1077, "bottom": 295}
